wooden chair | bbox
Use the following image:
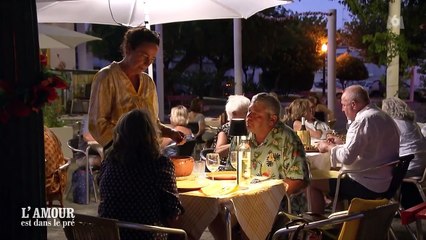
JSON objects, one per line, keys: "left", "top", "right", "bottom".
{"left": 46, "top": 157, "right": 71, "bottom": 207}
{"left": 331, "top": 154, "right": 414, "bottom": 212}
{"left": 271, "top": 199, "right": 399, "bottom": 240}
{"left": 45, "top": 126, "right": 72, "bottom": 207}
{"left": 62, "top": 213, "right": 188, "bottom": 240}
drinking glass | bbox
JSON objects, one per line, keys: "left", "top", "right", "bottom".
{"left": 206, "top": 153, "right": 220, "bottom": 180}
{"left": 230, "top": 151, "right": 238, "bottom": 170}
{"left": 193, "top": 160, "right": 206, "bottom": 179}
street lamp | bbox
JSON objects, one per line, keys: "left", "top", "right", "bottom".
{"left": 321, "top": 43, "right": 328, "bottom": 97}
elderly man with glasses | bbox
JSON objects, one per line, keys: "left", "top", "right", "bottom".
{"left": 247, "top": 93, "right": 310, "bottom": 196}
{"left": 309, "top": 85, "right": 400, "bottom": 214}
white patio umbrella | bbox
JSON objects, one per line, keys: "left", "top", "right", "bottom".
{"left": 37, "top": 0, "right": 291, "bottom": 26}
{"left": 38, "top": 23, "right": 101, "bottom": 49}
{"left": 36, "top": 0, "right": 292, "bottom": 118}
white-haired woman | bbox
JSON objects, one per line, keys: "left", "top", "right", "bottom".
{"left": 211, "top": 95, "right": 251, "bottom": 161}
{"left": 382, "top": 97, "right": 426, "bottom": 208}
{"left": 382, "top": 97, "right": 426, "bottom": 177}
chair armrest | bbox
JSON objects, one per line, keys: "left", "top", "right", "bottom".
{"left": 272, "top": 213, "right": 363, "bottom": 240}
{"left": 67, "top": 143, "right": 86, "bottom": 156}
{"left": 117, "top": 221, "right": 188, "bottom": 240}
{"left": 332, "top": 160, "right": 399, "bottom": 212}
{"left": 58, "top": 157, "right": 72, "bottom": 171}
{"left": 401, "top": 202, "right": 426, "bottom": 225}
{"left": 338, "top": 160, "right": 399, "bottom": 175}
{"left": 328, "top": 210, "right": 349, "bottom": 219}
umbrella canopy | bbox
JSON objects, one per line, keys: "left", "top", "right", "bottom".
{"left": 37, "top": 0, "right": 291, "bottom": 26}
{"left": 36, "top": 0, "right": 292, "bottom": 119}
{"left": 38, "top": 24, "right": 101, "bottom": 49}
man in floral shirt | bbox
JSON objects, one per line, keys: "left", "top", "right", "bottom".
{"left": 247, "top": 93, "right": 310, "bottom": 195}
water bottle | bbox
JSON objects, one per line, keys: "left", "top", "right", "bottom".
{"left": 238, "top": 136, "right": 251, "bottom": 183}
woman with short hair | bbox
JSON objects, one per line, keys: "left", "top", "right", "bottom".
{"left": 161, "top": 105, "right": 194, "bottom": 157}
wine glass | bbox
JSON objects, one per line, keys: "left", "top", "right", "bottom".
{"left": 206, "top": 153, "right": 220, "bottom": 180}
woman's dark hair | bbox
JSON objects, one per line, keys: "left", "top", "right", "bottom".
{"left": 189, "top": 98, "right": 203, "bottom": 113}
{"left": 108, "top": 109, "right": 160, "bottom": 164}
{"left": 120, "top": 27, "right": 160, "bottom": 55}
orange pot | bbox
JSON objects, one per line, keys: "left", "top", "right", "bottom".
{"left": 171, "top": 156, "right": 194, "bottom": 177}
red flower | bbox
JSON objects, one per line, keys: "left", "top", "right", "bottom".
{"left": 51, "top": 76, "right": 68, "bottom": 89}
{"left": 0, "top": 67, "right": 68, "bottom": 123}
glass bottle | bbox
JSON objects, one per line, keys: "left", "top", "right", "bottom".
{"left": 238, "top": 136, "right": 251, "bottom": 183}
{"left": 297, "top": 117, "right": 311, "bottom": 148}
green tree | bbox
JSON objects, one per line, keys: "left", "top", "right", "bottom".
{"left": 87, "top": 8, "right": 329, "bottom": 96}
{"left": 338, "top": 0, "right": 426, "bottom": 70}
{"left": 243, "top": 12, "right": 326, "bottom": 94}
{"left": 162, "top": 20, "right": 234, "bottom": 96}
{"left": 87, "top": 25, "right": 127, "bottom": 62}
{"left": 336, "top": 52, "right": 369, "bottom": 88}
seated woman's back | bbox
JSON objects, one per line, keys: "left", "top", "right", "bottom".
{"left": 98, "top": 109, "right": 183, "bottom": 240}
{"left": 382, "top": 97, "right": 426, "bottom": 177}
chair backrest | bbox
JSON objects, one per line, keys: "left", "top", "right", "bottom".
{"left": 338, "top": 198, "right": 390, "bottom": 240}
{"left": 200, "top": 148, "right": 214, "bottom": 161}
{"left": 62, "top": 213, "right": 188, "bottom": 240}
{"left": 62, "top": 213, "right": 121, "bottom": 240}
{"left": 67, "top": 137, "right": 83, "bottom": 153}
{"left": 350, "top": 202, "right": 399, "bottom": 240}
{"left": 177, "top": 139, "right": 196, "bottom": 156}
{"left": 271, "top": 199, "right": 398, "bottom": 240}
{"left": 384, "top": 154, "right": 414, "bottom": 199}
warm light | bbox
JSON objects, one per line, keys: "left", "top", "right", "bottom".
{"left": 321, "top": 43, "right": 328, "bottom": 53}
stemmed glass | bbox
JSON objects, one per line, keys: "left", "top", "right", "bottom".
{"left": 206, "top": 153, "right": 220, "bottom": 180}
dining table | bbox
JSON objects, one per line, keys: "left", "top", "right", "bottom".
{"left": 175, "top": 176, "right": 287, "bottom": 240}
{"left": 306, "top": 151, "right": 340, "bottom": 179}
{"left": 305, "top": 150, "right": 340, "bottom": 211}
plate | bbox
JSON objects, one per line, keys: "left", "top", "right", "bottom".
{"left": 176, "top": 175, "right": 193, "bottom": 181}
{"left": 176, "top": 179, "right": 209, "bottom": 190}
{"left": 207, "top": 171, "right": 237, "bottom": 180}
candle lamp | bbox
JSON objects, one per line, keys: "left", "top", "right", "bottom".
{"left": 228, "top": 118, "right": 248, "bottom": 186}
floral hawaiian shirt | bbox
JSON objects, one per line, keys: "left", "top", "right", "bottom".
{"left": 249, "top": 121, "right": 310, "bottom": 213}
{"left": 249, "top": 121, "right": 309, "bottom": 182}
